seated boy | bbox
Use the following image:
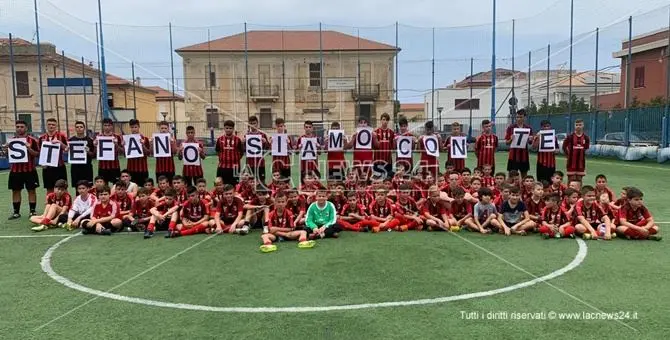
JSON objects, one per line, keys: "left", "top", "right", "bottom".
{"left": 329, "top": 182, "right": 348, "bottom": 214}
{"left": 538, "top": 193, "right": 574, "bottom": 239}
{"left": 30, "top": 179, "right": 72, "bottom": 232}
{"left": 244, "top": 186, "right": 272, "bottom": 232}
{"left": 210, "top": 177, "right": 225, "bottom": 210}
{"left": 171, "top": 175, "right": 188, "bottom": 204}
{"left": 473, "top": 187, "right": 500, "bottom": 234}
{"left": 561, "top": 188, "right": 580, "bottom": 223}
{"left": 260, "top": 192, "right": 314, "bottom": 252}
{"left": 575, "top": 185, "right": 613, "bottom": 240}
{"left": 305, "top": 188, "right": 342, "bottom": 239}
{"left": 213, "top": 184, "right": 246, "bottom": 234}
{"left": 167, "top": 186, "right": 211, "bottom": 238}
{"left": 111, "top": 169, "right": 139, "bottom": 196}
{"left": 286, "top": 189, "right": 307, "bottom": 228}
{"left": 545, "top": 171, "right": 566, "bottom": 200}
{"left": 89, "top": 176, "right": 107, "bottom": 197}
{"left": 360, "top": 187, "right": 395, "bottom": 233}
{"left": 617, "top": 187, "right": 661, "bottom": 241}
{"left": 195, "top": 178, "right": 212, "bottom": 203}
{"left": 151, "top": 175, "right": 172, "bottom": 203}
{"left": 521, "top": 175, "right": 535, "bottom": 202}
{"left": 129, "top": 188, "right": 155, "bottom": 232}
{"left": 524, "top": 182, "right": 546, "bottom": 231}
{"left": 449, "top": 187, "right": 480, "bottom": 233}
{"left": 235, "top": 171, "right": 256, "bottom": 202}
{"left": 80, "top": 185, "right": 122, "bottom": 235}
{"left": 391, "top": 183, "right": 424, "bottom": 231}
{"left": 112, "top": 181, "right": 135, "bottom": 231}
{"left": 594, "top": 174, "right": 615, "bottom": 202}
{"left": 421, "top": 185, "right": 454, "bottom": 231}
{"left": 497, "top": 186, "right": 532, "bottom": 236}
{"left": 143, "top": 178, "right": 155, "bottom": 192}
{"left": 65, "top": 180, "right": 97, "bottom": 231}
{"left": 338, "top": 191, "right": 369, "bottom": 232}
{"left": 145, "top": 188, "right": 179, "bottom": 239}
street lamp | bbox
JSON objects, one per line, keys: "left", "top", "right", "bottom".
{"left": 437, "top": 106, "right": 444, "bottom": 131}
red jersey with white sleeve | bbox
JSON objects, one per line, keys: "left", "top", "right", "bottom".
{"left": 46, "top": 192, "right": 72, "bottom": 208}
{"left": 373, "top": 127, "right": 395, "bottom": 164}
{"left": 92, "top": 201, "right": 119, "bottom": 219}
{"left": 181, "top": 200, "right": 210, "bottom": 222}
{"left": 268, "top": 208, "right": 294, "bottom": 230}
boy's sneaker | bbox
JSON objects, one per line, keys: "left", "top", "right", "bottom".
{"left": 239, "top": 226, "right": 250, "bottom": 235}
{"left": 101, "top": 228, "right": 112, "bottom": 236}
{"left": 298, "top": 240, "right": 316, "bottom": 249}
{"left": 8, "top": 213, "right": 21, "bottom": 220}
{"left": 260, "top": 244, "right": 277, "bottom": 253}
{"left": 31, "top": 225, "right": 49, "bottom": 232}
{"left": 582, "top": 233, "right": 593, "bottom": 240}
{"left": 648, "top": 234, "right": 662, "bottom": 241}
{"left": 29, "top": 211, "right": 37, "bottom": 217}
{"left": 143, "top": 229, "right": 154, "bottom": 239}
{"left": 554, "top": 234, "right": 562, "bottom": 239}
{"left": 361, "top": 226, "right": 370, "bottom": 233}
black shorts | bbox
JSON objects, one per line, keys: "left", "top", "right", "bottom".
{"left": 57, "top": 214, "right": 68, "bottom": 224}
{"left": 155, "top": 219, "right": 171, "bottom": 231}
{"left": 82, "top": 219, "right": 113, "bottom": 230}
{"left": 216, "top": 168, "right": 239, "bottom": 186}
{"left": 8, "top": 170, "right": 39, "bottom": 191}
{"left": 127, "top": 171, "right": 149, "bottom": 184}
{"left": 507, "top": 159, "right": 530, "bottom": 173}
{"left": 70, "top": 164, "right": 93, "bottom": 188}
{"left": 155, "top": 171, "right": 175, "bottom": 183}
{"left": 536, "top": 163, "right": 555, "bottom": 186}
{"left": 42, "top": 166, "right": 68, "bottom": 189}
{"left": 98, "top": 168, "right": 121, "bottom": 185}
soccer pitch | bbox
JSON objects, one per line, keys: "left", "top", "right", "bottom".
{"left": 1, "top": 154, "right": 668, "bottom": 340}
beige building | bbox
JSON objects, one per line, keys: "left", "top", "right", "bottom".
{"left": 176, "top": 30, "right": 399, "bottom": 135}
{"left": 0, "top": 37, "right": 101, "bottom": 134}
{"left": 146, "top": 86, "right": 188, "bottom": 135}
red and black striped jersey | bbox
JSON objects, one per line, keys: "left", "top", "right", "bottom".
{"left": 46, "top": 192, "right": 72, "bottom": 208}
{"left": 341, "top": 203, "right": 366, "bottom": 216}
{"left": 125, "top": 134, "right": 150, "bottom": 172}
{"left": 545, "top": 183, "right": 567, "bottom": 200}
{"left": 155, "top": 136, "right": 176, "bottom": 173}
{"left": 10, "top": 134, "right": 39, "bottom": 173}
{"left": 236, "top": 182, "right": 255, "bottom": 201}
{"left": 450, "top": 199, "right": 472, "bottom": 219}
{"left": 287, "top": 196, "right": 307, "bottom": 216}
{"left": 268, "top": 208, "right": 294, "bottom": 230}
{"left": 215, "top": 134, "right": 243, "bottom": 169}
{"left": 475, "top": 133, "right": 498, "bottom": 168}
{"left": 155, "top": 199, "right": 178, "bottom": 214}
{"left": 541, "top": 206, "right": 570, "bottom": 225}
{"left": 368, "top": 199, "right": 393, "bottom": 218}
{"left": 181, "top": 200, "right": 210, "bottom": 221}
{"left": 217, "top": 197, "right": 244, "bottom": 221}
{"left": 563, "top": 133, "right": 590, "bottom": 172}
{"left": 132, "top": 199, "right": 154, "bottom": 219}
{"left": 394, "top": 197, "right": 420, "bottom": 216}
{"left": 505, "top": 124, "right": 532, "bottom": 162}
{"left": 329, "top": 194, "right": 347, "bottom": 213}
{"left": 39, "top": 132, "right": 68, "bottom": 167}
{"left": 525, "top": 197, "right": 545, "bottom": 218}
{"left": 373, "top": 127, "right": 395, "bottom": 163}
{"left": 111, "top": 192, "right": 134, "bottom": 212}
{"left": 575, "top": 200, "right": 606, "bottom": 224}
{"left": 174, "top": 188, "right": 188, "bottom": 205}
{"left": 97, "top": 133, "right": 123, "bottom": 170}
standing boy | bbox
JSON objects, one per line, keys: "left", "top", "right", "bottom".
{"left": 69, "top": 121, "right": 95, "bottom": 188}
{"left": 297, "top": 121, "right": 321, "bottom": 180}
{"left": 5, "top": 120, "right": 40, "bottom": 219}
{"left": 562, "top": 119, "right": 590, "bottom": 183}
{"left": 154, "top": 121, "right": 178, "bottom": 182}
{"left": 95, "top": 118, "right": 123, "bottom": 184}
{"left": 346, "top": 117, "right": 378, "bottom": 182}
{"left": 272, "top": 118, "right": 293, "bottom": 179}
{"left": 395, "top": 117, "right": 416, "bottom": 173}
{"left": 179, "top": 125, "right": 206, "bottom": 187}
{"left": 505, "top": 109, "right": 532, "bottom": 178}
{"left": 533, "top": 120, "right": 558, "bottom": 184}
{"left": 245, "top": 116, "right": 271, "bottom": 183}
{"left": 325, "top": 121, "right": 348, "bottom": 181}
{"left": 39, "top": 118, "right": 68, "bottom": 193}
{"left": 417, "top": 121, "right": 440, "bottom": 179}
{"left": 475, "top": 119, "right": 498, "bottom": 172}
{"left": 215, "top": 120, "right": 244, "bottom": 186}
{"left": 443, "top": 122, "right": 465, "bottom": 172}
{"left": 373, "top": 113, "right": 395, "bottom": 178}
{"left": 125, "top": 119, "right": 151, "bottom": 184}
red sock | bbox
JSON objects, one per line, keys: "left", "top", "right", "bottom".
{"left": 538, "top": 225, "right": 554, "bottom": 237}
{"left": 42, "top": 217, "right": 51, "bottom": 225}
{"left": 648, "top": 227, "right": 657, "bottom": 235}
{"left": 338, "top": 219, "right": 359, "bottom": 232}
{"left": 180, "top": 224, "right": 205, "bottom": 236}
{"left": 147, "top": 223, "right": 155, "bottom": 232}
{"left": 385, "top": 218, "right": 401, "bottom": 230}
{"left": 624, "top": 227, "right": 643, "bottom": 239}
{"left": 563, "top": 226, "right": 575, "bottom": 237}
{"left": 168, "top": 221, "right": 176, "bottom": 230}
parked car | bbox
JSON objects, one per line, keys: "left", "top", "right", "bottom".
{"left": 596, "top": 132, "right": 659, "bottom": 147}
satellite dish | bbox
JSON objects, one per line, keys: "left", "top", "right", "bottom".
{"left": 508, "top": 97, "right": 518, "bottom": 106}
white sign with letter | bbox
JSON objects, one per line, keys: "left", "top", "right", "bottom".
{"left": 7, "top": 138, "right": 28, "bottom": 164}
{"left": 300, "top": 137, "right": 318, "bottom": 161}
{"left": 538, "top": 130, "right": 556, "bottom": 152}
{"left": 245, "top": 135, "right": 263, "bottom": 158}
{"left": 153, "top": 133, "right": 171, "bottom": 158}
{"left": 511, "top": 128, "right": 531, "bottom": 149}
{"left": 423, "top": 135, "right": 439, "bottom": 157}
{"left": 450, "top": 136, "right": 467, "bottom": 159}
{"left": 356, "top": 127, "right": 373, "bottom": 150}
{"left": 396, "top": 136, "right": 413, "bottom": 159}
{"left": 96, "top": 136, "right": 115, "bottom": 161}
{"left": 271, "top": 134, "right": 288, "bottom": 156}
{"left": 328, "top": 130, "right": 344, "bottom": 151}
{"left": 182, "top": 143, "right": 201, "bottom": 166}
{"left": 123, "top": 134, "right": 144, "bottom": 159}
{"left": 68, "top": 141, "right": 88, "bottom": 164}
{"left": 38, "top": 141, "right": 61, "bottom": 167}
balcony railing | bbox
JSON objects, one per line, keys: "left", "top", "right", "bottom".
{"left": 250, "top": 85, "right": 280, "bottom": 99}
{"left": 352, "top": 84, "right": 380, "bottom": 100}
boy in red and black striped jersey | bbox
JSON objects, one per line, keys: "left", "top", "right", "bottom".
{"left": 561, "top": 188, "right": 580, "bottom": 224}
{"left": 337, "top": 191, "right": 369, "bottom": 232}
{"left": 617, "top": 187, "right": 661, "bottom": 241}
{"left": 538, "top": 193, "right": 574, "bottom": 238}
{"left": 151, "top": 175, "right": 171, "bottom": 203}
{"left": 260, "top": 192, "right": 312, "bottom": 251}
{"left": 195, "top": 178, "right": 212, "bottom": 204}
{"left": 450, "top": 187, "right": 480, "bottom": 232}
{"left": 395, "top": 117, "right": 416, "bottom": 173}
{"left": 215, "top": 120, "right": 244, "bottom": 186}
{"left": 272, "top": 118, "right": 294, "bottom": 179}
{"left": 575, "top": 185, "right": 613, "bottom": 240}
{"left": 373, "top": 113, "right": 395, "bottom": 178}
{"left": 95, "top": 118, "right": 123, "bottom": 185}
{"left": 212, "top": 184, "right": 246, "bottom": 234}
{"left": 236, "top": 171, "right": 256, "bottom": 202}
{"left": 112, "top": 181, "right": 135, "bottom": 230}
{"left": 210, "top": 177, "right": 225, "bottom": 210}
{"left": 286, "top": 189, "right": 307, "bottom": 228}
{"left": 546, "top": 171, "right": 567, "bottom": 200}
{"left": 155, "top": 121, "right": 178, "bottom": 182}
{"left": 81, "top": 186, "right": 122, "bottom": 235}
{"left": 422, "top": 186, "right": 454, "bottom": 231}
{"left": 297, "top": 121, "right": 322, "bottom": 181}
{"left": 30, "top": 179, "right": 71, "bottom": 231}
{"left": 171, "top": 176, "right": 188, "bottom": 205}
{"left": 525, "top": 182, "right": 545, "bottom": 231}
{"left": 521, "top": 175, "right": 535, "bottom": 202}
{"left": 357, "top": 188, "right": 395, "bottom": 233}
{"left": 417, "top": 121, "right": 440, "bottom": 179}
{"left": 505, "top": 109, "right": 532, "bottom": 177}
{"left": 443, "top": 122, "right": 466, "bottom": 172}
{"left": 128, "top": 188, "right": 154, "bottom": 232}
{"left": 328, "top": 182, "right": 347, "bottom": 214}
{"left": 145, "top": 188, "right": 179, "bottom": 238}
{"left": 475, "top": 119, "right": 498, "bottom": 173}
{"left": 167, "top": 186, "right": 211, "bottom": 238}
{"left": 533, "top": 120, "right": 559, "bottom": 184}
{"left": 125, "top": 119, "right": 151, "bottom": 184}
{"left": 69, "top": 121, "right": 95, "bottom": 188}
{"left": 5, "top": 120, "right": 40, "bottom": 219}
{"left": 326, "top": 121, "right": 348, "bottom": 181}
{"left": 391, "top": 183, "right": 424, "bottom": 231}
{"left": 594, "top": 174, "right": 615, "bottom": 203}
{"left": 179, "top": 126, "right": 206, "bottom": 187}
{"left": 246, "top": 116, "right": 271, "bottom": 183}
{"left": 562, "top": 119, "right": 590, "bottom": 183}
{"left": 346, "top": 117, "right": 378, "bottom": 182}
{"left": 244, "top": 186, "right": 273, "bottom": 232}
{"left": 39, "top": 118, "right": 68, "bottom": 193}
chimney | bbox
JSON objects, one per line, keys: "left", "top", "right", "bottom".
{"left": 135, "top": 77, "right": 141, "bottom": 86}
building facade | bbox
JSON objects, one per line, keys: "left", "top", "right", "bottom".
{"left": 176, "top": 30, "right": 399, "bottom": 135}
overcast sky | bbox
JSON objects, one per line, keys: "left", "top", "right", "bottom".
{"left": 2, "top": 0, "right": 670, "bottom": 102}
